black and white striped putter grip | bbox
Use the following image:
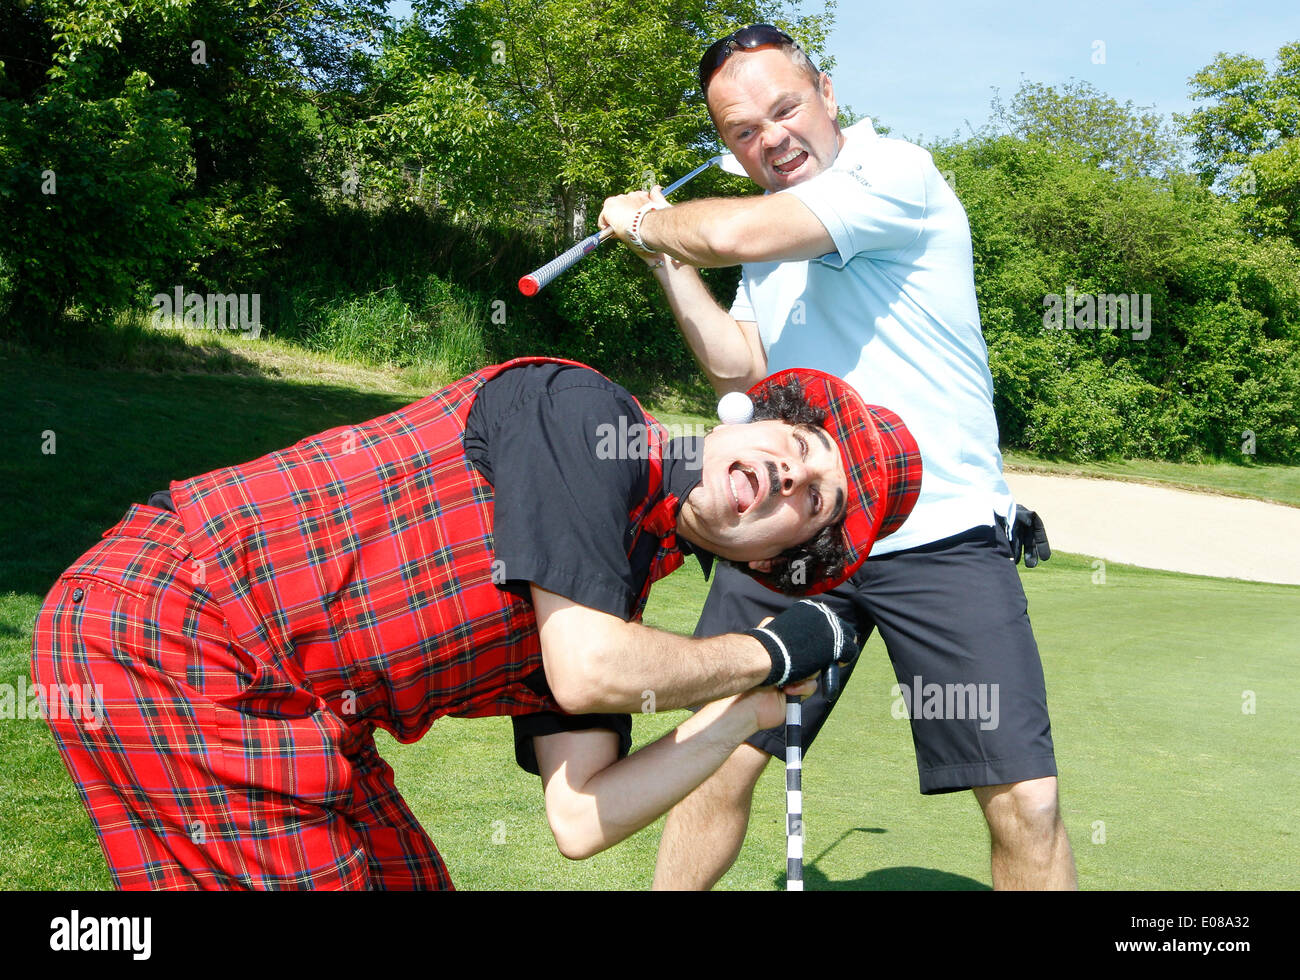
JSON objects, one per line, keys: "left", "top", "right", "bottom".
{"left": 786, "top": 691, "right": 803, "bottom": 891}
{"left": 783, "top": 601, "right": 851, "bottom": 891}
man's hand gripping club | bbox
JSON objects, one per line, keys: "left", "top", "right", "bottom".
{"left": 748, "top": 599, "right": 858, "bottom": 697}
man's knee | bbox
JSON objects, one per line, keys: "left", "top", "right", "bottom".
{"left": 974, "top": 776, "right": 1062, "bottom": 841}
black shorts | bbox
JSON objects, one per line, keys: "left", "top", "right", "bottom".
{"left": 696, "top": 523, "right": 1058, "bottom": 794}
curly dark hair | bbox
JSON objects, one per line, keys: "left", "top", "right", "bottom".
{"left": 722, "top": 377, "right": 850, "bottom": 592}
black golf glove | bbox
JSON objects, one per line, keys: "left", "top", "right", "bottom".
{"left": 747, "top": 599, "right": 858, "bottom": 688}
{"left": 1009, "top": 505, "right": 1051, "bottom": 567}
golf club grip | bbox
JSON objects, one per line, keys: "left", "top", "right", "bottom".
{"left": 519, "top": 157, "right": 719, "bottom": 296}
{"left": 786, "top": 693, "right": 803, "bottom": 891}
{"left": 518, "top": 230, "right": 609, "bottom": 296}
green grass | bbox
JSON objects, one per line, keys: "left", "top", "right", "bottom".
{"left": 280, "top": 276, "right": 491, "bottom": 385}
{"left": 3, "top": 347, "right": 1298, "bottom": 890}
{"left": 1000, "top": 450, "right": 1300, "bottom": 509}
{"left": 391, "top": 553, "right": 1300, "bottom": 891}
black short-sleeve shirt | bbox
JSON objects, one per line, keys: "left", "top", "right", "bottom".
{"left": 463, "top": 362, "right": 711, "bottom": 775}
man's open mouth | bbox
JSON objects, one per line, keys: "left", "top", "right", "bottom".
{"left": 728, "top": 462, "right": 761, "bottom": 513}
{"left": 772, "top": 148, "right": 808, "bottom": 176}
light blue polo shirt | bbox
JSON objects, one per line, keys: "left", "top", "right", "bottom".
{"left": 729, "top": 119, "right": 1016, "bottom": 554}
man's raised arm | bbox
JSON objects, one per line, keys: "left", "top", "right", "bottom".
{"left": 651, "top": 258, "right": 766, "bottom": 394}
{"left": 598, "top": 188, "right": 834, "bottom": 394}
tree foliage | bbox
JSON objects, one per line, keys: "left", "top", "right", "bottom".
{"left": 2, "top": 4, "right": 1298, "bottom": 461}
{"left": 1179, "top": 42, "right": 1300, "bottom": 243}
{"left": 347, "top": 0, "right": 835, "bottom": 235}
{"left": 934, "top": 134, "right": 1300, "bottom": 461}
{"left": 1, "top": 0, "right": 391, "bottom": 325}
{"left": 990, "top": 78, "right": 1184, "bottom": 177}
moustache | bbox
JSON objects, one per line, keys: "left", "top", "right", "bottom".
{"left": 765, "top": 460, "right": 780, "bottom": 498}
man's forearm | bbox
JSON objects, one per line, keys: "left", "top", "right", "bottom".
{"left": 638, "top": 197, "right": 764, "bottom": 267}
{"left": 650, "top": 260, "right": 765, "bottom": 392}
{"left": 636, "top": 192, "right": 834, "bottom": 267}
{"left": 575, "top": 622, "right": 772, "bottom": 714}
{"left": 547, "top": 695, "right": 761, "bottom": 858}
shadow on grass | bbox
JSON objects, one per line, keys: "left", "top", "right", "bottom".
{"left": 1, "top": 312, "right": 287, "bottom": 378}
{"left": 1, "top": 350, "right": 416, "bottom": 596}
{"left": 796, "top": 865, "right": 990, "bottom": 891}
{"left": 771, "top": 827, "right": 990, "bottom": 891}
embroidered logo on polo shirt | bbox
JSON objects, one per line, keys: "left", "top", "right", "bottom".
{"left": 847, "top": 162, "right": 872, "bottom": 189}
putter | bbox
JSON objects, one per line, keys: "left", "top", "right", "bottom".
{"left": 787, "top": 661, "right": 845, "bottom": 892}
{"left": 785, "top": 690, "right": 804, "bottom": 890}
{"left": 518, "top": 152, "right": 747, "bottom": 296}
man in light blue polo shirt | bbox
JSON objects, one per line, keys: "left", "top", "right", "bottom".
{"left": 598, "top": 24, "right": 1076, "bottom": 889}
{"left": 729, "top": 114, "right": 1017, "bottom": 555}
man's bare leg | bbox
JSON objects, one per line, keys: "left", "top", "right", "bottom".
{"left": 653, "top": 742, "right": 771, "bottom": 890}
{"left": 973, "top": 776, "right": 1077, "bottom": 890}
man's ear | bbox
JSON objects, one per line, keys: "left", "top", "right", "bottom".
{"left": 819, "top": 71, "right": 839, "bottom": 123}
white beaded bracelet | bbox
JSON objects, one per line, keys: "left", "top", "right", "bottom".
{"left": 628, "top": 199, "right": 670, "bottom": 253}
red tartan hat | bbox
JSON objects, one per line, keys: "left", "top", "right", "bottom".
{"left": 743, "top": 368, "right": 922, "bottom": 595}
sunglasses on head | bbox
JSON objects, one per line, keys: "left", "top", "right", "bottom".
{"left": 698, "top": 24, "right": 816, "bottom": 93}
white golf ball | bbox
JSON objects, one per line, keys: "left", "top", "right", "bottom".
{"left": 717, "top": 391, "right": 754, "bottom": 425}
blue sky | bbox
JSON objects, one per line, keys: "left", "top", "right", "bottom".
{"left": 812, "top": 0, "right": 1300, "bottom": 142}
{"left": 386, "top": 1, "right": 1299, "bottom": 142}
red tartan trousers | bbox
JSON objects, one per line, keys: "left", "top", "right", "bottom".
{"left": 30, "top": 358, "right": 682, "bottom": 890}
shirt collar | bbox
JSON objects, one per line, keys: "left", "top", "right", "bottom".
{"left": 845, "top": 117, "right": 878, "bottom": 142}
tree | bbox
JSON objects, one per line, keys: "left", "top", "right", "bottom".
{"left": 330, "top": 0, "right": 838, "bottom": 380}
{"left": 1179, "top": 42, "right": 1300, "bottom": 243}
{"left": 1, "top": 2, "right": 194, "bottom": 327}
{"left": 0, "top": 0, "right": 394, "bottom": 329}
{"left": 362, "top": 0, "right": 837, "bottom": 237}
{"left": 988, "top": 78, "right": 1184, "bottom": 178}
{"left": 931, "top": 130, "right": 1300, "bottom": 462}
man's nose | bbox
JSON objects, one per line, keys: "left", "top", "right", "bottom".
{"left": 779, "top": 457, "right": 807, "bottom": 494}
{"left": 760, "top": 122, "right": 789, "bottom": 150}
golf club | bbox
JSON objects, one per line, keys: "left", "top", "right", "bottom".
{"left": 518, "top": 151, "right": 747, "bottom": 296}
{"left": 786, "top": 691, "right": 804, "bottom": 890}
{"left": 787, "top": 662, "right": 845, "bottom": 891}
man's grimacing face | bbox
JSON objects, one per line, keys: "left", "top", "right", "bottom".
{"left": 680, "top": 419, "right": 848, "bottom": 564}
{"left": 705, "top": 46, "right": 845, "bottom": 193}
